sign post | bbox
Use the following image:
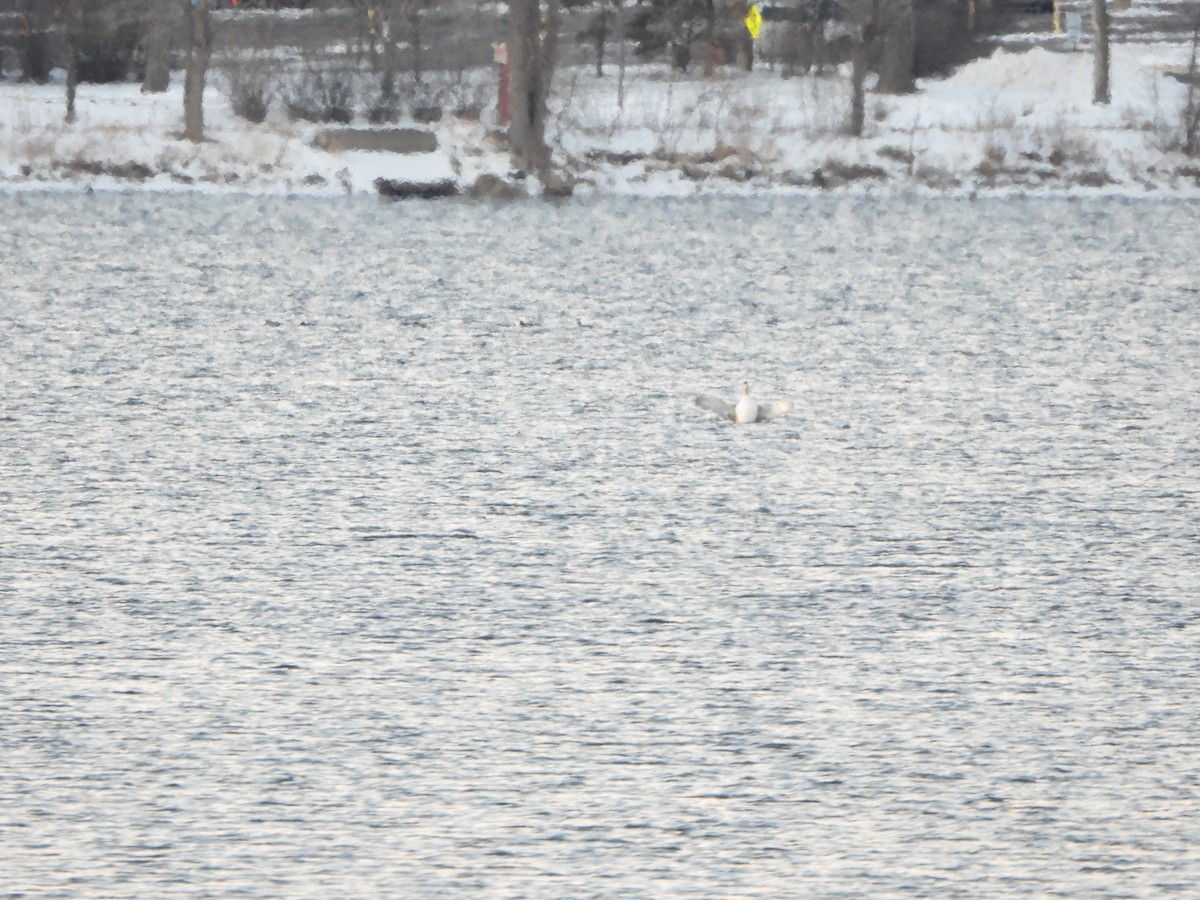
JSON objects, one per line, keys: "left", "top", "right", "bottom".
{"left": 744, "top": 3, "right": 762, "bottom": 39}
{"left": 493, "top": 42, "right": 510, "bottom": 126}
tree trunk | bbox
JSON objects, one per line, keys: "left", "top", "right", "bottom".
{"left": 847, "top": 43, "right": 867, "bottom": 136}
{"left": 409, "top": 3, "right": 424, "bottom": 83}
{"left": 737, "top": 28, "right": 753, "bottom": 72}
{"left": 844, "top": 0, "right": 878, "bottom": 137}
{"left": 875, "top": 0, "right": 915, "bottom": 94}
{"left": 844, "top": 0, "right": 879, "bottom": 135}
{"left": 18, "top": 8, "right": 53, "bottom": 83}
{"left": 507, "top": 0, "right": 561, "bottom": 174}
{"left": 379, "top": 3, "right": 399, "bottom": 86}
{"left": 142, "top": 0, "right": 173, "bottom": 93}
{"left": 1092, "top": 0, "right": 1110, "bottom": 104}
{"left": 64, "top": 1, "right": 80, "bottom": 123}
{"left": 1186, "top": 16, "right": 1199, "bottom": 156}
{"left": 594, "top": 8, "right": 607, "bottom": 78}
{"left": 616, "top": 0, "right": 626, "bottom": 109}
{"left": 183, "top": 0, "right": 212, "bottom": 142}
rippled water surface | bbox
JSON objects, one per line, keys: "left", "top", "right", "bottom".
{"left": 2, "top": 192, "right": 1199, "bottom": 898}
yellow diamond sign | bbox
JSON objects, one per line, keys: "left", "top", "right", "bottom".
{"left": 744, "top": 3, "right": 762, "bottom": 39}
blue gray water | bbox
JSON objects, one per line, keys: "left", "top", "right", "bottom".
{"left": 2, "top": 191, "right": 1198, "bottom": 898}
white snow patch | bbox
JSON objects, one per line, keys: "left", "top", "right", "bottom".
{"left": 0, "top": 41, "right": 1197, "bottom": 196}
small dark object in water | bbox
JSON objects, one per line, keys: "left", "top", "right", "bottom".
{"left": 374, "top": 178, "right": 459, "bottom": 200}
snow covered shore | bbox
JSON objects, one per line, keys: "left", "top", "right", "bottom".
{"left": 1, "top": 42, "right": 1197, "bottom": 197}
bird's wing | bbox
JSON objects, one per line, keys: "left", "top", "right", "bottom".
{"left": 695, "top": 395, "right": 735, "bottom": 421}
{"left": 757, "top": 399, "right": 795, "bottom": 422}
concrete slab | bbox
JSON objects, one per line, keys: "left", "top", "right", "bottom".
{"left": 316, "top": 128, "right": 438, "bottom": 154}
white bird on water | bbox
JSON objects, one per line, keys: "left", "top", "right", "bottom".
{"left": 695, "top": 381, "right": 794, "bottom": 424}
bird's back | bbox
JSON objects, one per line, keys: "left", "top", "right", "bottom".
{"left": 734, "top": 393, "right": 758, "bottom": 424}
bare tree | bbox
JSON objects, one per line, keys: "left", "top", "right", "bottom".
{"left": 616, "top": 0, "right": 627, "bottom": 108}
{"left": 73, "top": 0, "right": 147, "bottom": 83}
{"left": 15, "top": 3, "right": 54, "bottom": 83}
{"left": 374, "top": 0, "right": 432, "bottom": 85}
{"left": 1186, "top": 14, "right": 1199, "bottom": 155}
{"left": 875, "top": 0, "right": 915, "bottom": 94}
{"left": 142, "top": 0, "right": 175, "bottom": 93}
{"left": 182, "top": 0, "right": 212, "bottom": 141}
{"left": 345, "top": 1, "right": 379, "bottom": 64}
{"left": 508, "top": 0, "right": 561, "bottom": 173}
{"left": 576, "top": 3, "right": 612, "bottom": 78}
{"left": 396, "top": 0, "right": 429, "bottom": 84}
{"left": 845, "top": 0, "right": 879, "bottom": 136}
{"left": 843, "top": 0, "right": 916, "bottom": 134}
{"left": 1093, "top": 0, "right": 1110, "bottom": 104}
{"left": 625, "top": 0, "right": 713, "bottom": 72}
{"left": 62, "top": 1, "right": 82, "bottom": 123}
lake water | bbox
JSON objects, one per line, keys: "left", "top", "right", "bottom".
{"left": 2, "top": 191, "right": 1198, "bottom": 898}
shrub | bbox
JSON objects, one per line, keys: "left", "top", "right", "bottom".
{"left": 224, "top": 60, "right": 274, "bottom": 124}
{"left": 283, "top": 71, "right": 356, "bottom": 124}
{"left": 77, "top": 16, "right": 140, "bottom": 83}
{"left": 366, "top": 72, "right": 401, "bottom": 125}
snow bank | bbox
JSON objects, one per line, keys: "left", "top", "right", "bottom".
{"left": 0, "top": 41, "right": 1197, "bottom": 197}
